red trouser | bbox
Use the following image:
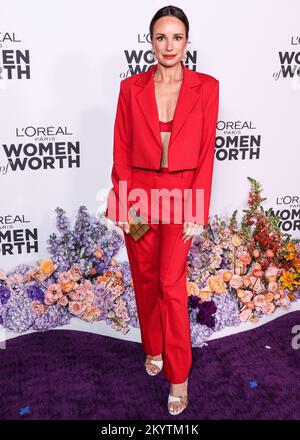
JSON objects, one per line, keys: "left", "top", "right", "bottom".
{"left": 124, "top": 166, "right": 195, "bottom": 384}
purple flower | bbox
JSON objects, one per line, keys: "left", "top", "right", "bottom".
{"left": 196, "top": 300, "right": 217, "bottom": 329}
{"left": 27, "top": 285, "right": 45, "bottom": 303}
{"left": 189, "top": 294, "right": 201, "bottom": 309}
{"left": 0, "top": 285, "right": 11, "bottom": 305}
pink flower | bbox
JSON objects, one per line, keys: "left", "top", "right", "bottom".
{"left": 81, "top": 305, "right": 101, "bottom": 321}
{"left": 94, "top": 246, "right": 104, "bottom": 260}
{"left": 74, "top": 280, "right": 94, "bottom": 301}
{"left": 241, "top": 290, "right": 253, "bottom": 303}
{"left": 45, "top": 291, "right": 56, "bottom": 305}
{"left": 59, "top": 296, "right": 69, "bottom": 306}
{"left": 240, "top": 308, "right": 252, "bottom": 322}
{"left": 253, "top": 262, "right": 262, "bottom": 270}
{"left": 68, "top": 265, "right": 83, "bottom": 281}
{"left": 69, "top": 301, "right": 88, "bottom": 316}
{"left": 84, "top": 291, "right": 95, "bottom": 304}
{"left": 58, "top": 271, "right": 72, "bottom": 284}
{"left": 253, "top": 249, "right": 260, "bottom": 258}
{"left": 69, "top": 291, "right": 80, "bottom": 301}
{"left": 279, "top": 296, "right": 291, "bottom": 307}
{"left": 243, "top": 276, "right": 252, "bottom": 288}
{"left": 239, "top": 251, "right": 251, "bottom": 265}
{"left": 229, "top": 274, "right": 244, "bottom": 289}
{"left": 30, "top": 300, "right": 46, "bottom": 315}
{"left": 250, "top": 276, "right": 265, "bottom": 294}
{"left": 266, "top": 249, "right": 274, "bottom": 258}
{"left": 253, "top": 294, "right": 267, "bottom": 308}
{"left": 253, "top": 268, "right": 264, "bottom": 278}
{"left": 44, "top": 283, "right": 63, "bottom": 305}
{"left": 23, "top": 269, "right": 36, "bottom": 282}
{"left": 268, "top": 281, "right": 278, "bottom": 293}
{"left": 261, "top": 302, "right": 275, "bottom": 315}
{"left": 265, "top": 266, "right": 279, "bottom": 278}
{"left": 31, "top": 269, "right": 47, "bottom": 282}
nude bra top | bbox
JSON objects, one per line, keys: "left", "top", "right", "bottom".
{"left": 159, "top": 119, "right": 173, "bottom": 132}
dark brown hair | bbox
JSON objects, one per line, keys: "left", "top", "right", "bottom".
{"left": 149, "top": 5, "right": 189, "bottom": 41}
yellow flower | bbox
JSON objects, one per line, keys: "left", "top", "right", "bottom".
{"left": 232, "top": 235, "right": 242, "bottom": 247}
{"left": 280, "top": 270, "right": 300, "bottom": 291}
{"left": 237, "top": 289, "right": 245, "bottom": 299}
{"left": 207, "top": 276, "right": 225, "bottom": 294}
{"left": 285, "top": 242, "right": 296, "bottom": 261}
{"left": 40, "top": 259, "right": 54, "bottom": 276}
{"left": 199, "top": 290, "right": 212, "bottom": 301}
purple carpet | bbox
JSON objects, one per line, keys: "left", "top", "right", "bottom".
{"left": 1, "top": 311, "right": 300, "bottom": 420}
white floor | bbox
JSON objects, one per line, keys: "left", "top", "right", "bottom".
{"left": 1, "top": 301, "right": 300, "bottom": 349}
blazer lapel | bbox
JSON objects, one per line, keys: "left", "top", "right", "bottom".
{"left": 135, "top": 61, "right": 201, "bottom": 149}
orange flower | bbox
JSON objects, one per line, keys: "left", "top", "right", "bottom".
{"left": 293, "top": 258, "right": 300, "bottom": 272}
{"left": 285, "top": 242, "right": 296, "bottom": 260}
{"left": 243, "top": 276, "right": 251, "bottom": 288}
{"left": 280, "top": 271, "right": 300, "bottom": 291}
{"left": 186, "top": 282, "right": 200, "bottom": 296}
{"left": 223, "top": 271, "right": 233, "bottom": 282}
{"left": 115, "top": 270, "right": 123, "bottom": 279}
{"left": 199, "top": 290, "right": 212, "bottom": 301}
{"left": 265, "top": 292, "right": 274, "bottom": 302}
{"left": 61, "top": 280, "right": 75, "bottom": 293}
{"left": 253, "top": 268, "right": 264, "bottom": 278}
{"left": 96, "top": 275, "right": 107, "bottom": 284}
{"left": 249, "top": 315, "right": 259, "bottom": 323}
{"left": 40, "top": 259, "right": 55, "bottom": 276}
{"left": 246, "top": 301, "right": 255, "bottom": 310}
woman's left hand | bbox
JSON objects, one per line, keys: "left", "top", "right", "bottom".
{"left": 182, "top": 221, "right": 205, "bottom": 243}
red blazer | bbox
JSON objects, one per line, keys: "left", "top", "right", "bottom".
{"left": 105, "top": 60, "right": 219, "bottom": 225}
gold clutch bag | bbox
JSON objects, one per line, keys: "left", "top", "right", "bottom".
{"left": 128, "top": 207, "right": 151, "bottom": 241}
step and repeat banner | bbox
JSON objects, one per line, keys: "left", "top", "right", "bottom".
{"left": 0, "top": 0, "right": 299, "bottom": 339}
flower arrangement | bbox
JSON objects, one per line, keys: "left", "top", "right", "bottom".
{"left": 0, "top": 207, "right": 137, "bottom": 334}
{"left": 187, "top": 177, "right": 300, "bottom": 345}
{"left": 0, "top": 179, "right": 299, "bottom": 348}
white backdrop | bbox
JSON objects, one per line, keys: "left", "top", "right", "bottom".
{"left": 0, "top": 0, "right": 299, "bottom": 342}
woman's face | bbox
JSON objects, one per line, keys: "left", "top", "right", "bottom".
{"left": 151, "top": 16, "right": 187, "bottom": 66}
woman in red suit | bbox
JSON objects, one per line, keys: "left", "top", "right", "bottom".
{"left": 106, "top": 5, "right": 219, "bottom": 415}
